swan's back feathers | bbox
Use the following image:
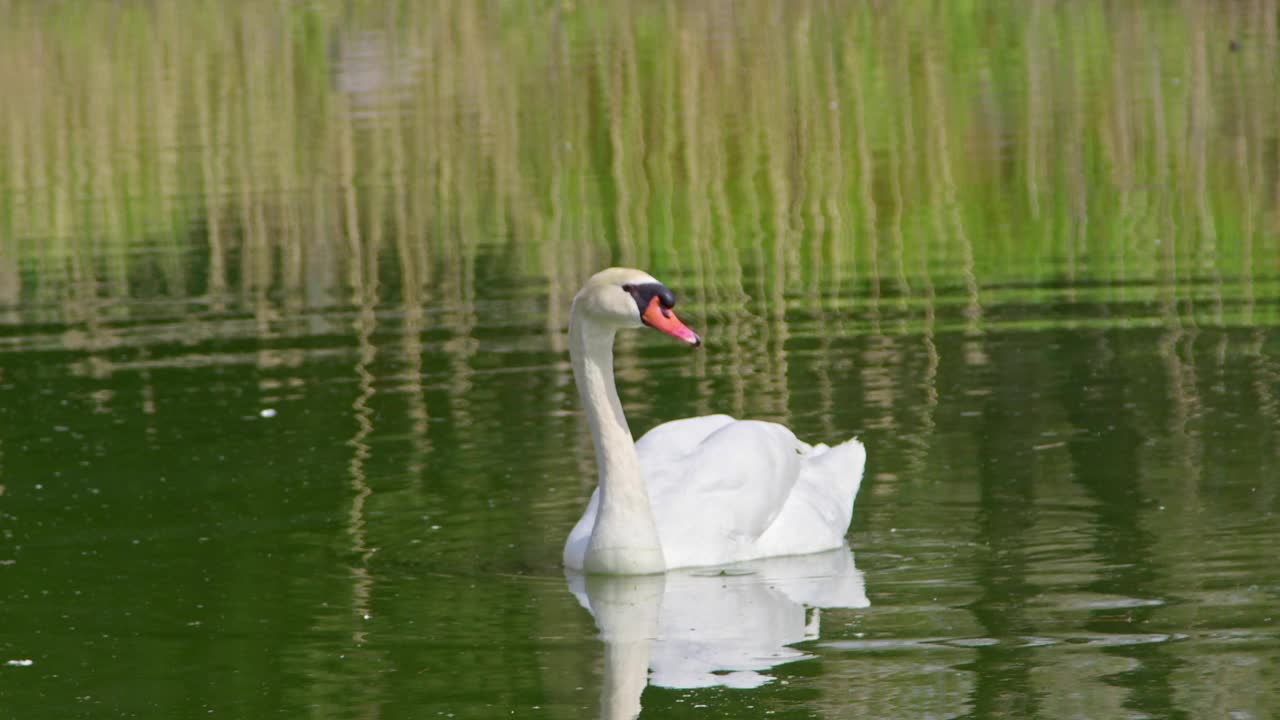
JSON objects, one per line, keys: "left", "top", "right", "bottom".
{"left": 634, "top": 414, "right": 735, "bottom": 459}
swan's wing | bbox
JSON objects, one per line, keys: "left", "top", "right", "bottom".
{"left": 634, "top": 414, "right": 736, "bottom": 461}
{"left": 642, "top": 419, "right": 807, "bottom": 569}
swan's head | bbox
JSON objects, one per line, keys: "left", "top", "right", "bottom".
{"left": 573, "top": 267, "right": 702, "bottom": 346}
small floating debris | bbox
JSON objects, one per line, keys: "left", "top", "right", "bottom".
{"left": 6, "top": 659, "right": 33, "bottom": 667}
{"left": 689, "top": 567, "right": 756, "bottom": 578}
{"left": 259, "top": 408, "right": 277, "bottom": 419}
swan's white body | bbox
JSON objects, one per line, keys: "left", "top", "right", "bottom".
{"left": 564, "top": 268, "right": 866, "bottom": 575}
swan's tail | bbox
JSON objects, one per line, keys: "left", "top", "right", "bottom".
{"left": 806, "top": 437, "right": 866, "bottom": 533}
{"left": 754, "top": 436, "right": 866, "bottom": 557}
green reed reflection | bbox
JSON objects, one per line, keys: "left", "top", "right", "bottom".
{"left": 1, "top": 0, "right": 1277, "bottom": 318}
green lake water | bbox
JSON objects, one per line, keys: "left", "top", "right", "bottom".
{"left": 2, "top": 2, "right": 1279, "bottom": 718}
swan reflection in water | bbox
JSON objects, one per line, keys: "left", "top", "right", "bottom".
{"left": 567, "top": 547, "right": 868, "bottom": 719}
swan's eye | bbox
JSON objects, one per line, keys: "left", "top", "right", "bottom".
{"left": 622, "top": 282, "right": 675, "bottom": 317}
{"left": 656, "top": 286, "right": 676, "bottom": 309}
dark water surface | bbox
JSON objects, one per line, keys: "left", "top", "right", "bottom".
{"left": 3, "top": 271, "right": 1278, "bottom": 718}
{"left": 3, "top": 1, "right": 1280, "bottom": 718}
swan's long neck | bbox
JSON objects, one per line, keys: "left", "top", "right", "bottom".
{"left": 570, "top": 304, "right": 665, "bottom": 574}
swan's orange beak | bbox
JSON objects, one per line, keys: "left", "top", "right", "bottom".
{"left": 642, "top": 296, "right": 701, "bottom": 346}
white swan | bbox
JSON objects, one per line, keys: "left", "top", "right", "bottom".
{"left": 564, "top": 267, "right": 866, "bottom": 575}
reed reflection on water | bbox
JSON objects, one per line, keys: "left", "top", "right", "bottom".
{"left": 2, "top": 1, "right": 1279, "bottom": 313}
{"left": 0, "top": 1, "right": 1277, "bottom": 719}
